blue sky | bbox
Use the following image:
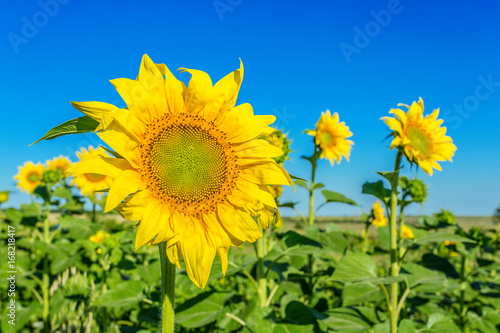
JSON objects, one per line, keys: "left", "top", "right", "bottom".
{"left": 1, "top": 0, "right": 499, "bottom": 216}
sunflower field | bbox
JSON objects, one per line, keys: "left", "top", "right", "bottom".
{"left": 1, "top": 55, "right": 499, "bottom": 333}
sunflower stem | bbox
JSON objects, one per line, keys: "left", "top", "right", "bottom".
{"left": 389, "top": 151, "right": 402, "bottom": 333}
{"left": 42, "top": 200, "right": 51, "bottom": 333}
{"left": 159, "top": 242, "right": 176, "bottom": 333}
{"left": 257, "top": 230, "right": 267, "bottom": 308}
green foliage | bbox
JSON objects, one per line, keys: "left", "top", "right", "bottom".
{"left": 30, "top": 116, "right": 99, "bottom": 145}
{"left": 1, "top": 191, "right": 498, "bottom": 332}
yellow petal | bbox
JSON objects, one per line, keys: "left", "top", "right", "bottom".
{"left": 166, "top": 243, "right": 181, "bottom": 269}
{"left": 204, "top": 60, "right": 244, "bottom": 121}
{"left": 155, "top": 63, "right": 185, "bottom": 114}
{"left": 239, "top": 162, "right": 292, "bottom": 187}
{"left": 116, "top": 190, "right": 149, "bottom": 221}
{"left": 234, "top": 139, "right": 284, "bottom": 159}
{"left": 221, "top": 107, "right": 276, "bottom": 143}
{"left": 235, "top": 180, "right": 277, "bottom": 209}
{"left": 179, "top": 68, "right": 213, "bottom": 115}
{"left": 105, "top": 170, "right": 144, "bottom": 212}
{"left": 137, "top": 54, "right": 167, "bottom": 120}
{"left": 70, "top": 101, "right": 119, "bottom": 131}
{"left": 217, "top": 203, "right": 262, "bottom": 243}
{"left": 67, "top": 156, "right": 133, "bottom": 178}
{"left": 135, "top": 200, "right": 163, "bottom": 249}
{"left": 202, "top": 213, "right": 231, "bottom": 276}
{"left": 110, "top": 78, "right": 154, "bottom": 124}
{"left": 178, "top": 217, "right": 216, "bottom": 289}
{"left": 97, "top": 120, "right": 141, "bottom": 168}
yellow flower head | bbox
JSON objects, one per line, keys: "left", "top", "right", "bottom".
{"left": 306, "top": 110, "right": 353, "bottom": 166}
{"left": 46, "top": 155, "right": 72, "bottom": 176}
{"left": 0, "top": 191, "right": 9, "bottom": 204}
{"left": 444, "top": 240, "right": 457, "bottom": 246}
{"left": 371, "top": 201, "right": 387, "bottom": 228}
{"left": 89, "top": 230, "right": 106, "bottom": 243}
{"left": 69, "top": 55, "right": 293, "bottom": 288}
{"left": 381, "top": 98, "right": 457, "bottom": 176}
{"left": 14, "top": 161, "right": 45, "bottom": 194}
{"left": 70, "top": 146, "right": 113, "bottom": 197}
{"left": 401, "top": 225, "right": 414, "bottom": 239}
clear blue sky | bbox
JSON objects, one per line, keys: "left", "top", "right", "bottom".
{"left": 1, "top": 0, "right": 499, "bottom": 217}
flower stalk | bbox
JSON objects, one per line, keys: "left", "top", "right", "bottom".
{"left": 42, "top": 200, "right": 51, "bottom": 332}
{"left": 389, "top": 151, "right": 402, "bottom": 333}
{"left": 256, "top": 230, "right": 268, "bottom": 308}
{"left": 159, "top": 242, "right": 176, "bottom": 333}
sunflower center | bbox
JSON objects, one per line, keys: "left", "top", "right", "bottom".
{"left": 320, "top": 131, "right": 334, "bottom": 145}
{"left": 407, "top": 126, "right": 431, "bottom": 156}
{"left": 149, "top": 125, "right": 227, "bottom": 201}
{"left": 140, "top": 113, "right": 239, "bottom": 216}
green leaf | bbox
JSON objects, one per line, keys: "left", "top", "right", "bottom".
{"left": 331, "top": 253, "right": 377, "bottom": 282}
{"left": 273, "top": 323, "right": 315, "bottom": 333}
{"left": 289, "top": 174, "right": 308, "bottom": 182}
{"left": 31, "top": 116, "right": 99, "bottom": 145}
{"left": 376, "top": 171, "right": 399, "bottom": 185}
{"left": 400, "top": 263, "right": 446, "bottom": 291}
{"left": 94, "top": 280, "right": 146, "bottom": 308}
{"left": 52, "top": 186, "right": 73, "bottom": 200}
{"left": 313, "top": 182, "right": 325, "bottom": 190}
{"left": 176, "top": 292, "right": 232, "bottom": 329}
{"left": 362, "top": 181, "right": 391, "bottom": 203}
{"left": 342, "top": 281, "right": 384, "bottom": 306}
{"left": 321, "top": 190, "right": 358, "bottom": 206}
{"left": 278, "top": 201, "right": 296, "bottom": 208}
{"left": 319, "top": 307, "right": 384, "bottom": 332}
{"left": 398, "top": 319, "right": 416, "bottom": 333}
{"left": 294, "top": 180, "right": 309, "bottom": 190}
{"left": 415, "top": 233, "right": 476, "bottom": 245}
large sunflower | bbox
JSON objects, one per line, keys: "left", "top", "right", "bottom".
{"left": 306, "top": 110, "right": 353, "bottom": 165}
{"left": 382, "top": 98, "right": 457, "bottom": 175}
{"left": 68, "top": 55, "right": 293, "bottom": 288}
{"left": 14, "top": 161, "right": 45, "bottom": 194}
{"left": 71, "top": 146, "right": 114, "bottom": 196}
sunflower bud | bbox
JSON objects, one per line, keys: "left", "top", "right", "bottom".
{"left": 434, "top": 209, "right": 455, "bottom": 225}
{"left": 408, "top": 178, "right": 427, "bottom": 204}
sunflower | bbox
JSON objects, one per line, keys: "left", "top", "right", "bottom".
{"left": 371, "top": 201, "right": 387, "bottom": 228}
{"left": 306, "top": 110, "right": 353, "bottom": 165}
{"left": 14, "top": 161, "right": 45, "bottom": 194}
{"left": 68, "top": 55, "right": 293, "bottom": 288}
{"left": 401, "top": 225, "right": 414, "bottom": 239}
{"left": 382, "top": 98, "right": 457, "bottom": 176}
{"left": 89, "top": 230, "right": 106, "bottom": 243}
{"left": 70, "top": 146, "right": 113, "bottom": 196}
{"left": 47, "top": 155, "right": 72, "bottom": 176}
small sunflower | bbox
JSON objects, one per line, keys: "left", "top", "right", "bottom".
{"left": 89, "top": 230, "right": 107, "bottom": 243}
{"left": 382, "top": 98, "right": 457, "bottom": 176}
{"left": 306, "top": 110, "right": 353, "bottom": 165}
{"left": 0, "top": 191, "right": 9, "bottom": 204}
{"left": 14, "top": 161, "right": 45, "bottom": 194}
{"left": 47, "top": 156, "right": 72, "bottom": 176}
{"left": 371, "top": 201, "right": 387, "bottom": 228}
{"left": 68, "top": 55, "right": 293, "bottom": 288}
{"left": 71, "top": 146, "right": 113, "bottom": 196}
{"left": 401, "top": 225, "right": 414, "bottom": 239}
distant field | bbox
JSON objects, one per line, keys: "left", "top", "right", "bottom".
{"left": 281, "top": 215, "right": 497, "bottom": 233}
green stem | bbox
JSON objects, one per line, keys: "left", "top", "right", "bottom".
{"left": 92, "top": 202, "right": 96, "bottom": 223}
{"left": 257, "top": 230, "right": 267, "bottom": 308}
{"left": 389, "top": 151, "right": 402, "bottom": 333}
{"left": 308, "top": 160, "right": 317, "bottom": 226}
{"left": 159, "top": 243, "right": 176, "bottom": 333}
{"left": 459, "top": 254, "right": 467, "bottom": 321}
{"left": 42, "top": 201, "right": 51, "bottom": 333}
{"left": 397, "top": 200, "right": 407, "bottom": 272}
